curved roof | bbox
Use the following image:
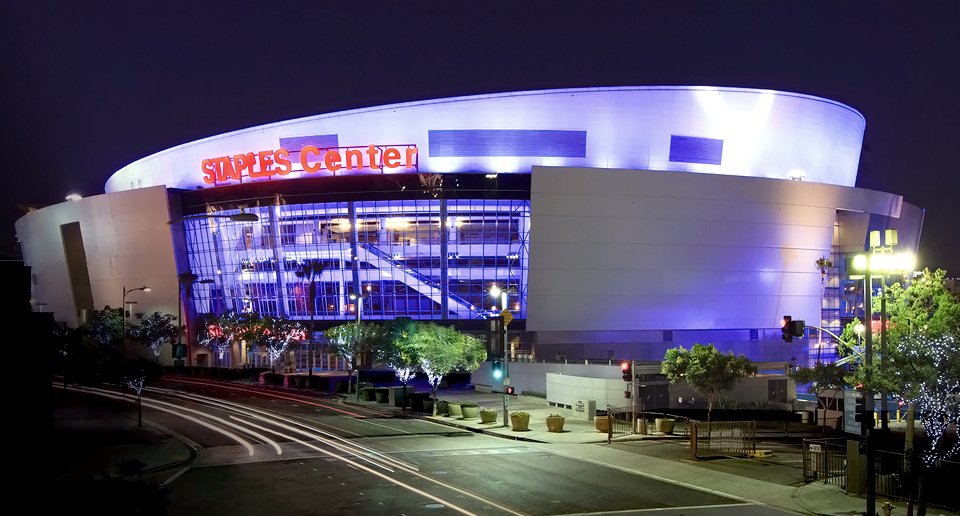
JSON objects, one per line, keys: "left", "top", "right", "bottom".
{"left": 105, "top": 86, "right": 865, "bottom": 193}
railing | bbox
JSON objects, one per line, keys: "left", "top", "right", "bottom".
{"left": 802, "top": 437, "right": 847, "bottom": 489}
{"left": 604, "top": 407, "right": 691, "bottom": 443}
{"left": 360, "top": 243, "right": 488, "bottom": 319}
{"left": 690, "top": 421, "right": 756, "bottom": 459}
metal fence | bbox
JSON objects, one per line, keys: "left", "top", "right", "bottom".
{"left": 690, "top": 421, "right": 756, "bottom": 459}
{"left": 605, "top": 407, "right": 691, "bottom": 442}
{"left": 802, "top": 437, "right": 847, "bottom": 489}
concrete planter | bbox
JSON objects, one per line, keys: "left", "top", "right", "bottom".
{"left": 655, "top": 418, "right": 675, "bottom": 434}
{"left": 546, "top": 415, "right": 566, "bottom": 432}
{"left": 594, "top": 415, "right": 611, "bottom": 433}
{"left": 461, "top": 405, "right": 479, "bottom": 419}
{"left": 510, "top": 412, "right": 530, "bottom": 431}
{"left": 479, "top": 409, "right": 498, "bottom": 424}
{"left": 448, "top": 403, "right": 463, "bottom": 417}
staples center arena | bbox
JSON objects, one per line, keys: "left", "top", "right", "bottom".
{"left": 17, "top": 86, "right": 923, "bottom": 369}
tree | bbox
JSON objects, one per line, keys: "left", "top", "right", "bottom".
{"left": 815, "top": 256, "right": 834, "bottom": 357}
{"left": 85, "top": 306, "right": 123, "bottom": 347}
{"left": 661, "top": 343, "right": 757, "bottom": 422}
{"left": 789, "top": 361, "right": 848, "bottom": 429}
{"left": 294, "top": 259, "right": 325, "bottom": 375}
{"left": 127, "top": 312, "right": 178, "bottom": 360}
{"left": 378, "top": 318, "right": 420, "bottom": 406}
{"left": 196, "top": 312, "right": 234, "bottom": 364}
{"left": 326, "top": 322, "right": 380, "bottom": 395}
{"left": 844, "top": 268, "right": 960, "bottom": 516}
{"left": 414, "top": 323, "right": 487, "bottom": 410}
{"left": 256, "top": 315, "right": 305, "bottom": 372}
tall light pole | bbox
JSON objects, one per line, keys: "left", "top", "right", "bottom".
{"left": 491, "top": 284, "right": 510, "bottom": 427}
{"left": 122, "top": 285, "right": 151, "bottom": 366}
{"left": 349, "top": 285, "right": 371, "bottom": 401}
{"left": 178, "top": 273, "right": 213, "bottom": 368}
{"left": 851, "top": 246, "right": 916, "bottom": 516}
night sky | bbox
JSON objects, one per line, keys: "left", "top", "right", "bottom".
{"left": 2, "top": 1, "right": 958, "bottom": 273}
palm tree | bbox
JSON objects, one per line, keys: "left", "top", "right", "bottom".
{"left": 815, "top": 256, "right": 834, "bottom": 362}
{"left": 295, "top": 259, "right": 326, "bottom": 375}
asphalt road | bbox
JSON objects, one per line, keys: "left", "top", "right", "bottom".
{"left": 54, "top": 378, "right": 794, "bottom": 516}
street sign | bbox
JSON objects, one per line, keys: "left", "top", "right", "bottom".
{"left": 501, "top": 309, "right": 514, "bottom": 326}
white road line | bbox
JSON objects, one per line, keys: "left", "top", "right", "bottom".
{"left": 554, "top": 502, "right": 758, "bottom": 516}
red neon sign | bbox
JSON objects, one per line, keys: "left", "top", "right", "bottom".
{"left": 201, "top": 144, "right": 418, "bottom": 185}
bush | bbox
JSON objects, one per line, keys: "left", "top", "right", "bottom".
{"left": 714, "top": 396, "right": 742, "bottom": 409}
{"left": 460, "top": 402, "right": 479, "bottom": 408}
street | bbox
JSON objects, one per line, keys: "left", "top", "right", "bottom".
{"left": 50, "top": 378, "right": 794, "bottom": 515}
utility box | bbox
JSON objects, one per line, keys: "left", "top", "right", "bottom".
{"left": 846, "top": 439, "right": 866, "bottom": 495}
{"left": 573, "top": 399, "right": 596, "bottom": 421}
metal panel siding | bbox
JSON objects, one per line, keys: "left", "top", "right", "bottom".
{"left": 669, "top": 135, "right": 723, "bottom": 165}
{"left": 279, "top": 134, "right": 339, "bottom": 162}
{"left": 428, "top": 130, "right": 587, "bottom": 157}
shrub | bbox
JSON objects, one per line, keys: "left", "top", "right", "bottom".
{"left": 548, "top": 413, "right": 563, "bottom": 418}
{"left": 714, "top": 396, "right": 742, "bottom": 409}
{"left": 460, "top": 402, "right": 478, "bottom": 408}
{"left": 511, "top": 411, "right": 530, "bottom": 418}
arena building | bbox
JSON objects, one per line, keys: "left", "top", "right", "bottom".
{"left": 16, "top": 86, "right": 923, "bottom": 368}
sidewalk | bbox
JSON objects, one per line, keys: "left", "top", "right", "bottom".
{"left": 341, "top": 390, "right": 958, "bottom": 516}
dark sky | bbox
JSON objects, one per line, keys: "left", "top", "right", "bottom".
{"left": 2, "top": 1, "right": 958, "bottom": 273}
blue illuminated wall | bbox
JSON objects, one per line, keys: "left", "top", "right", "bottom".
{"left": 182, "top": 199, "right": 529, "bottom": 323}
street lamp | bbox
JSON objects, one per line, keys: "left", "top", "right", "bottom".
{"left": 349, "top": 285, "right": 372, "bottom": 401}
{"left": 122, "top": 285, "right": 151, "bottom": 366}
{"left": 850, "top": 247, "right": 916, "bottom": 516}
{"left": 490, "top": 284, "right": 511, "bottom": 427}
{"left": 178, "top": 273, "right": 214, "bottom": 367}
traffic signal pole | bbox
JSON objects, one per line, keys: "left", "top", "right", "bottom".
{"left": 631, "top": 360, "right": 637, "bottom": 434}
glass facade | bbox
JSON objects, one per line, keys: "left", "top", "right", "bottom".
{"left": 183, "top": 199, "right": 530, "bottom": 324}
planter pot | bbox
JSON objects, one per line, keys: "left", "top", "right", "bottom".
{"left": 510, "top": 412, "right": 530, "bottom": 431}
{"left": 435, "top": 400, "right": 449, "bottom": 416}
{"left": 293, "top": 376, "right": 306, "bottom": 388}
{"left": 479, "top": 409, "right": 498, "bottom": 424}
{"left": 546, "top": 416, "right": 566, "bottom": 432}
{"left": 655, "top": 418, "right": 675, "bottom": 434}
{"left": 461, "top": 406, "right": 479, "bottom": 419}
{"left": 361, "top": 388, "right": 376, "bottom": 401}
{"left": 594, "top": 415, "right": 611, "bottom": 433}
{"left": 375, "top": 389, "right": 389, "bottom": 403}
{"left": 448, "top": 403, "right": 463, "bottom": 417}
{"left": 423, "top": 400, "right": 435, "bottom": 415}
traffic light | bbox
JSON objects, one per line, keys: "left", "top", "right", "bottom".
{"left": 505, "top": 385, "right": 515, "bottom": 395}
{"left": 624, "top": 389, "right": 632, "bottom": 399}
{"left": 492, "top": 360, "right": 503, "bottom": 380}
{"left": 792, "top": 319, "right": 805, "bottom": 339}
{"left": 621, "top": 361, "right": 632, "bottom": 381}
{"left": 781, "top": 316, "right": 793, "bottom": 342}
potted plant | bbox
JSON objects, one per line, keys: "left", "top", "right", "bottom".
{"left": 447, "top": 401, "right": 463, "bottom": 418}
{"left": 510, "top": 411, "right": 530, "bottom": 431}
{"left": 435, "top": 400, "right": 449, "bottom": 416}
{"left": 461, "top": 403, "right": 480, "bottom": 419}
{"left": 375, "top": 388, "right": 389, "bottom": 403}
{"left": 422, "top": 397, "right": 435, "bottom": 415}
{"left": 479, "top": 408, "right": 498, "bottom": 424}
{"left": 545, "top": 413, "right": 566, "bottom": 432}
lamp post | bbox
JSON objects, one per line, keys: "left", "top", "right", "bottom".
{"left": 851, "top": 248, "right": 916, "bottom": 516}
{"left": 349, "top": 285, "right": 371, "bottom": 401}
{"left": 122, "top": 285, "right": 151, "bottom": 366}
{"left": 178, "top": 273, "right": 214, "bottom": 368}
{"left": 491, "top": 284, "right": 510, "bottom": 427}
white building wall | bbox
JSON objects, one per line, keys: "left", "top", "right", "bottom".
{"left": 527, "top": 166, "right": 903, "bottom": 333}
{"left": 105, "top": 86, "right": 865, "bottom": 193}
{"left": 16, "top": 187, "right": 179, "bottom": 345}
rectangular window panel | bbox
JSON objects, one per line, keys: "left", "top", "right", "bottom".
{"left": 668, "top": 135, "right": 723, "bottom": 165}
{"left": 428, "top": 130, "right": 587, "bottom": 157}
